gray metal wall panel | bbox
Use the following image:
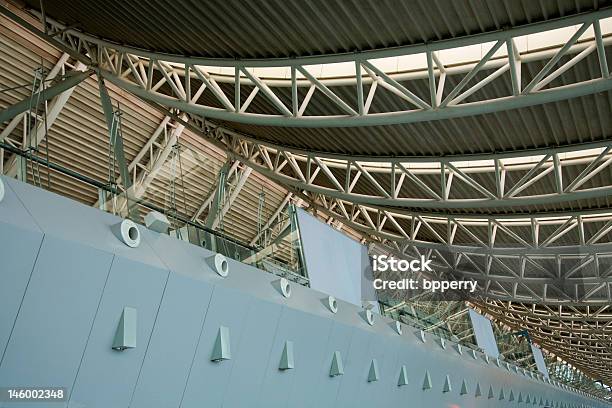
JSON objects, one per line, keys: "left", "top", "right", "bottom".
{"left": 0, "top": 236, "right": 113, "bottom": 403}
{"left": 5, "top": 177, "right": 166, "bottom": 270}
{"left": 180, "top": 285, "right": 252, "bottom": 408}
{"left": 334, "top": 329, "right": 374, "bottom": 408}
{"left": 129, "top": 272, "right": 213, "bottom": 408}
{"left": 0, "top": 223, "right": 43, "bottom": 361}
{"left": 0, "top": 177, "right": 42, "bottom": 232}
{"left": 213, "top": 261, "right": 288, "bottom": 307}
{"left": 0, "top": 180, "right": 607, "bottom": 408}
{"left": 386, "top": 336, "right": 419, "bottom": 405}
{"left": 364, "top": 333, "right": 402, "bottom": 406}
{"left": 531, "top": 343, "right": 550, "bottom": 378}
{"left": 469, "top": 308, "right": 500, "bottom": 358}
{"left": 257, "top": 307, "right": 334, "bottom": 408}
{"left": 307, "top": 322, "right": 354, "bottom": 408}
{"left": 296, "top": 208, "right": 364, "bottom": 306}
{"left": 69, "top": 256, "right": 168, "bottom": 408}
{"left": 0, "top": 177, "right": 45, "bottom": 357}
{"left": 355, "top": 332, "right": 393, "bottom": 406}
{"left": 221, "top": 299, "right": 282, "bottom": 408}
{"left": 141, "top": 231, "right": 215, "bottom": 283}
{"left": 281, "top": 310, "right": 335, "bottom": 408}
{"left": 418, "top": 337, "right": 457, "bottom": 407}
{"left": 253, "top": 307, "right": 296, "bottom": 408}
{"left": 396, "top": 332, "right": 422, "bottom": 398}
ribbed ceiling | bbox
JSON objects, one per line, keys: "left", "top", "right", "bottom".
{"left": 24, "top": 0, "right": 612, "bottom": 59}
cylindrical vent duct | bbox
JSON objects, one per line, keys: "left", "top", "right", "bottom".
{"left": 207, "top": 253, "right": 229, "bottom": 277}
{"left": 112, "top": 219, "right": 141, "bottom": 248}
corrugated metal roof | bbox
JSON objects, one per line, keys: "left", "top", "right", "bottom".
{"left": 22, "top": 0, "right": 611, "bottom": 58}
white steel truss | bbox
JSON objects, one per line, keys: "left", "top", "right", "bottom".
{"left": 16, "top": 6, "right": 612, "bottom": 128}
{"left": 249, "top": 192, "right": 293, "bottom": 246}
{"left": 474, "top": 300, "right": 612, "bottom": 386}
{"left": 209, "top": 165, "right": 253, "bottom": 230}
{"left": 190, "top": 119, "right": 612, "bottom": 209}
{"left": 298, "top": 190, "right": 612, "bottom": 305}
{"left": 298, "top": 194, "right": 612, "bottom": 254}
{"left": 96, "top": 113, "right": 187, "bottom": 213}
{"left": 5, "top": 3, "right": 612, "bottom": 303}
{"left": 190, "top": 159, "right": 254, "bottom": 228}
{"left": 47, "top": 101, "right": 608, "bottom": 304}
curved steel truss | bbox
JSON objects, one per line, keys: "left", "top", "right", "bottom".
{"left": 474, "top": 300, "right": 612, "bottom": 385}
{"left": 299, "top": 190, "right": 612, "bottom": 305}
{"left": 198, "top": 122, "right": 612, "bottom": 209}
{"left": 32, "top": 7, "right": 612, "bottom": 127}
{"left": 299, "top": 194, "right": 612, "bottom": 255}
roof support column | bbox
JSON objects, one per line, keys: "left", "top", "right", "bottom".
{"left": 98, "top": 74, "right": 138, "bottom": 219}
{"left": 192, "top": 160, "right": 240, "bottom": 221}
{"left": 208, "top": 165, "right": 253, "bottom": 230}
{"left": 249, "top": 192, "right": 293, "bottom": 246}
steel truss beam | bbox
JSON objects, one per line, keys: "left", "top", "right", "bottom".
{"left": 0, "top": 53, "right": 69, "bottom": 143}
{"left": 296, "top": 195, "right": 612, "bottom": 254}
{"left": 7, "top": 5, "right": 612, "bottom": 304}
{"left": 24, "top": 7, "right": 612, "bottom": 128}
{"left": 96, "top": 114, "right": 188, "bottom": 213}
{"left": 191, "top": 160, "right": 253, "bottom": 229}
{"left": 297, "top": 190, "right": 612, "bottom": 305}
{"left": 475, "top": 300, "right": 612, "bottom": 386}
{"left": 209, "top": 165, "right": 253, "bottom": 230}
{"left": 191, "top": 119, "right": 612, "bottom": 209}
{"left": 192, "top": 160, "right": 237, "bottom": 222}
{"left": 129, "top": 116, "right": 186, "bottom": 200}
{"left": 86, "top": 102, "right": 612, "bottom": 304}
{"left": 249, "top": 192, "right": 293, "bottom": 246}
